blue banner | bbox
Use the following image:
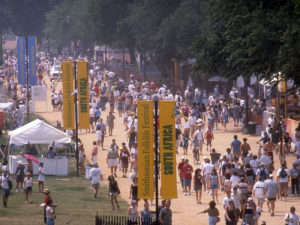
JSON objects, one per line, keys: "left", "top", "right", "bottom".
{"left": 17, "top": 36, "right": 26, "bottom": 85}
{"left": 28, "top": 36, "right": 37, "bottom": 85}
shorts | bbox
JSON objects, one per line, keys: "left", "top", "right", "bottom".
{"left": 183, "top": 179, "right": 191, "bottom": 187}
{"left": 210, "top": 184, "right": 218, "bottom": 189}
{"left": 1, "top": 188, "right": 10, "bottom": 197}
{"left": 268, "top": 197, "right": 276, "bottom": 201}
{"left": 110, "top": 192, "right": 119, "bottom": 196}
{"left": 224, "top": 179, "right": 230, "bottom": 186}
{"left": 122, "top": 162, "right": 128, "bottom": 169}
{"left": 92, "top": 183, "right": 99, "bottom": 189}
{"left": 90, "top": 117, "right": 94, "bottom": 125}
{"left": 38, "top": 180, "right": 44, "bottom": 184}
{"left": 204, "top": 174, "right": 210, "bottom": 183}
{"left": 194, "top": 184, "right": 202, "bottom": 191}
{"left": 279, "top": 182, "right": 288, "bottom": 189}
{"left": 108, "top": 158, "right": 118, "bottom": 168}
{"left": 16, "top": 176, "right": 24, "bottom": 183}
{"left": 25, "top": 186, "right": 32, "bottom": 193}
{"left": 257, "top": 198, "right": 265, "bottom": 204}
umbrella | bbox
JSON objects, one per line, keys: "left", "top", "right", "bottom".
{"left": 24, "top": 154, "right": 39, "bottom": 164}
{"left": 208, "top": 76, "right": 227, "bottom": 82}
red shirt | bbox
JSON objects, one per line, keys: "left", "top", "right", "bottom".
{"left": 178, "top": 161, "right": 185, "bottom": 177}
{"left": 181, "top": 164, "right": 193, "bottom": 180}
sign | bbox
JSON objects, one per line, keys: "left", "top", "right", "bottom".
{"left": 32, "top": 86, "right": 47, "bottom": 101}
{"left": 278, "top": 81, "right": 286, "bottom": 93}
{"left": 62, "top": 62, "right": 75, "bottom": 129}
{"left": 286, "top": 118, "right": 299, "bottom": 141}
{"left": 159, "top": 100, "right": 177, "bottom": 199}
{"left": 77, "top": 61, "right": 89, "bottom": 129}
{"left": 137, "top": 100, "right": 154, "bottom": 199}
{"left": 17, "top": 37, "right": 26, "bottom": 85}
{"left": 28, "top": 36, "right": 37, "bottom": 85}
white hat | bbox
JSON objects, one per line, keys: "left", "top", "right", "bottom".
{"left": 203, "top": 156, "right": 208, "bottom": 159}
{"left": 181, "top": 156, "right": 185, "bottom": 160}
{"left": 247, "top": 152, "right": 252, "bottom": 157}
{"left": 17, "top": 160, "right": 23, "bottom": 165}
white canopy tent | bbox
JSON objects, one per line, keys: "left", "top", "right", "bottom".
{"left": 0, "top": 102, "right": 14, "bottom": 113}
{"left": 8, "top": 119, "right": 71, "bottom": 145}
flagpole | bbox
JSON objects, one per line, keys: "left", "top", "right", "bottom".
{"left": 73, "top": 60, "right": 79, "bottom": 177}
{"left": 153, "top": 94, "right": 159, "bottom": 224}
{"left": 25, "top": 37, "right": 30, "bottom": 123}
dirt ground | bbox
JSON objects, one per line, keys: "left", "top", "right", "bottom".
{"left": 37, "top": 77, "right": 299, "bottom": 225}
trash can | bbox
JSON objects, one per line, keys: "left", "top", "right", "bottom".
{"left": 85, "top": 165, "right": 92, "bottom": 179}
{"left": 248, "top": 122, "right": 256, "bottom": 134}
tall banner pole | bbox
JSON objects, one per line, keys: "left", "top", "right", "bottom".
{"left": 74, "top": 61, "right": 79, "bottom": 177}
{"left": 154, "top": 99, "right": 159, "bottom": 224}
{"left": 25, "top": 37, "right": 30, "bottom": 123}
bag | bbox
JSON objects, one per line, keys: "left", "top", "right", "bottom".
{"left": 279, "top": 168, "right": 287, "bottom": 178}
{"left": 259, "top": 169, "right": 267, "bottom": 180}
{"left": 8, "top": 180, "right": 13, "bottom": 190}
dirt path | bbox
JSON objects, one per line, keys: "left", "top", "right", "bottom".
{"left": 37, "top": 76, "right": 300, "bottom": 225}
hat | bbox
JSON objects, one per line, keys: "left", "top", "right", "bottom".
{"left": 247, "top": 152, "right": 252, "bottom": 157}
{"left": 260, "top": 221, "right": 266, "bottom": 225}
{"left": 247, "top": 197, "right": 253, "bottom": 202}
{"left": 131, "top": 200, "right": 137, "bottom": 204}
{"left": 203, "top": 156, "right": 208, "bottom": 159}
{"left": 17, "top": 160, "right": 23, "bottom": 165}
{"left": 269, "top": 174, "right": 273, "bottom": 178}
{"left": 42, "top": 189, "right": 50, "bottom": 194}
{"left": 181, "top": 156, "right": 185, "bottom": 160}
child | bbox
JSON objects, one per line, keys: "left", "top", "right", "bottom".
{"left": 24, "top": 172, "right": 33, "bottom": 203}
{"left": 38, "top": 162, "right": 45, "bottom": 193}
{"left": 108, "top": 175, "right": 120, "bottom": 210}
{"left": 205, "top": 125, "right": 214, "bottom": 152}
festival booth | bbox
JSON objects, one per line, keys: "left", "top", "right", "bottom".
{"left": 8, "top": 119, "right": 71, "bottom": 176}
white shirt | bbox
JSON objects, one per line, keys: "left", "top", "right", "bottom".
{"left": 195, "top": 129, "right": 203, "bottom": 142}
{"left": 46, "top": 206, "right": 55, "bottom": 219}
{"left": 38, "top": 167, "right": 45, "bottom": 181}
{"left": 222, "top": 196, "right": 233, "bottom": 214}
{"left": 96, "top": 130, "right": 102, "bottom": 140}
{"left": 203, "top": 163, "right": 214, "bottom": 175}
{"left": 0, "top": 175, "right": 9, "bottom": 189}
{"left": 253, "top": 181, "right": 266, "bottom": 198}
{"left": 276, "top": 168, "right": 290, "bottom": 183}
{"left": 89, "top": 108, "right": 95, "bottom": 117}
{"left": 24, "top": 177, "right": 33, "bottom": 188}
{"left": 89, "top": 167, "right": 102, "bottom": 184}
{"left": 250, "top": 159, "right": 259, "bottom": 173}
{"left": 230, "top": 175, "right": 240, "bottom": 188}
{"left": 284, "top": 212, "right": 300, "bottom": 225}
{"left": 267, "top": 117, "right": 274, "bottom": 128}
{"left": 184, "top": 121, "right": 190, "bottom": 129}
{"left": 259, "top": 155, "right": 272, "bottom": 166}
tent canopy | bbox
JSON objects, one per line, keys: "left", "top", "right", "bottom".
{"left": 8, "top": 119, "right": 71, "bottom": 145}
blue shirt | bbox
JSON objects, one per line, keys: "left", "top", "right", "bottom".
{"left": 260, "top": 136, "right": 268, "bottom": 144}
{"left": 230, "top": 139, "right": 241, "bottom": 152}
{"left": 94, "top": 109, "right": 101, "bottom": 118}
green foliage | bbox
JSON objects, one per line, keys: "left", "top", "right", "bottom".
{"left": 193, "top": 0, "right": 300, "bottom": 86}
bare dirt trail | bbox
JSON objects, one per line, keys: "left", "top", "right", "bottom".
{"left": 37, "top": 77, "right": 300, "bottom": 225}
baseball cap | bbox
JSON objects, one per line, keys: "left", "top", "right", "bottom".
{"left": 181, "top": 156, "right": 185, "bottom": 160}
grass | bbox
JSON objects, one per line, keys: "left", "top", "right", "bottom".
{"left": 0, "top": 175, "right": 129, "bottom": 225}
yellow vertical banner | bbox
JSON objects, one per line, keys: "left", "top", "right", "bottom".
{"left": 62, "top": 61, "right": 75, "bottom": 129}
{"left": 77, "top": 61, "right": 90, "bottom": 129}
{"left": 159, "top": 100, "right": 177, "bottom": 199}
{"left": 137, "top": 100, "right": 154, "bottom": 199}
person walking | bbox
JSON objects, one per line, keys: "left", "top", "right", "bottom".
{"left": 23, "top": 172, "right": 33, "bottom": 204}
{"left": 209, "top": 169, "right": 219, "bottom": 203}
{"left": 128, "top": 200, "right": 139, "bottom": 225}
{"left": 0, "top": 170, "right": 11, "bottom": 207}
{"left": 181, "top": 159, "right": 193, "bottom": 195}
{"left": 253, "top": 177, "right": 266, "bottom": 211}
{"left": 264, "top": 174, "right": 279, "bottom": 216}
{"left": 290, "top": 163, "right": 299, "bottom": 195}
{"left": 230, "top": 135, "right": 241, "bottom": 160}
{"left": 159, "top": 200, "right": 172, "bottom": 225}
{"left": 140, "top": 201, "right": 151, "bottom": 225}
{"left": 225, "top": 200, "right": 238, "bottom": 225}
{"left": 107, "top": 139, "right": 119, "bottom": 177}
{"left": 198, "top": 200, "right": 220, "bottom": 225}
{"left": 38, "top": 162, "right": 45, "bottom": 193}
{"left": 242, "top": 197, "right": 256, "bottom": 225}
{"left": 205, "top": 125, "right": 214, "bottom": 152}
{"left": 89, "top": 163, "right": 103, "bottom": 198}
{"left": 91, "top": 141, "right": 98, "bottom": 165}
{"left": 15, "top": 160, "right": 25, "bottom": 193}
{"left": 194, "top": 168, "right": 203, "bottom": 204}
{"left": 78, "top": 144, "right": 86, "bottom": 174}
{"left": 120, "top": 143, "right": 130, "bottom": 178}
{"left": 108, "top": 175, "right": 120, "bottom": 210}
{"left": 106, "top": 111, "right": 116, "bottom": 136}
{"left": 276, "top": 162, "right": 290, "bottom": 201}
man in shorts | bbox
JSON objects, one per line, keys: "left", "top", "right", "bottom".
{"left": 276, "top": 162, "right": 290, "bottom": 201}
{"left": 89, "top": 163, "right": 103, "bottom": 198}
{"left": 107, "top": 139, "right": 119, "bottom": 177}
{"left": 265, "top": 174, "right": 279, "bottom": 216}
{"left": 253, "top": 177, "right": 266, "bottom": 211}
{"left": 91, "top": 141, "right": 98, "bottom": 164}
{"left": 181, "top": 159, "right": 193, "bottom": 195}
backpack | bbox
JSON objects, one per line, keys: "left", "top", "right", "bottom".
{"left": 259, "top": 168, "right": 267, "bottom": 180}
{"left": 279, "top": 168, "right": 287, "bottom": 178}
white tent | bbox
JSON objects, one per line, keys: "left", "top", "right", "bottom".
{"left": 8, "top": 119, "right": 71, "bottom": 145}
{"left": 0, "top": 102, "right": 14, "bottom": 112}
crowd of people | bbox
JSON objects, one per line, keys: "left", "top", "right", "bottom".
{"left": 1, "top": 49, "right": 300, "bottom": 225}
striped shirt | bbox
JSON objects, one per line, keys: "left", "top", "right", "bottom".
{"left": 264, "top": 179, "right": 279, "bottom": 198}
